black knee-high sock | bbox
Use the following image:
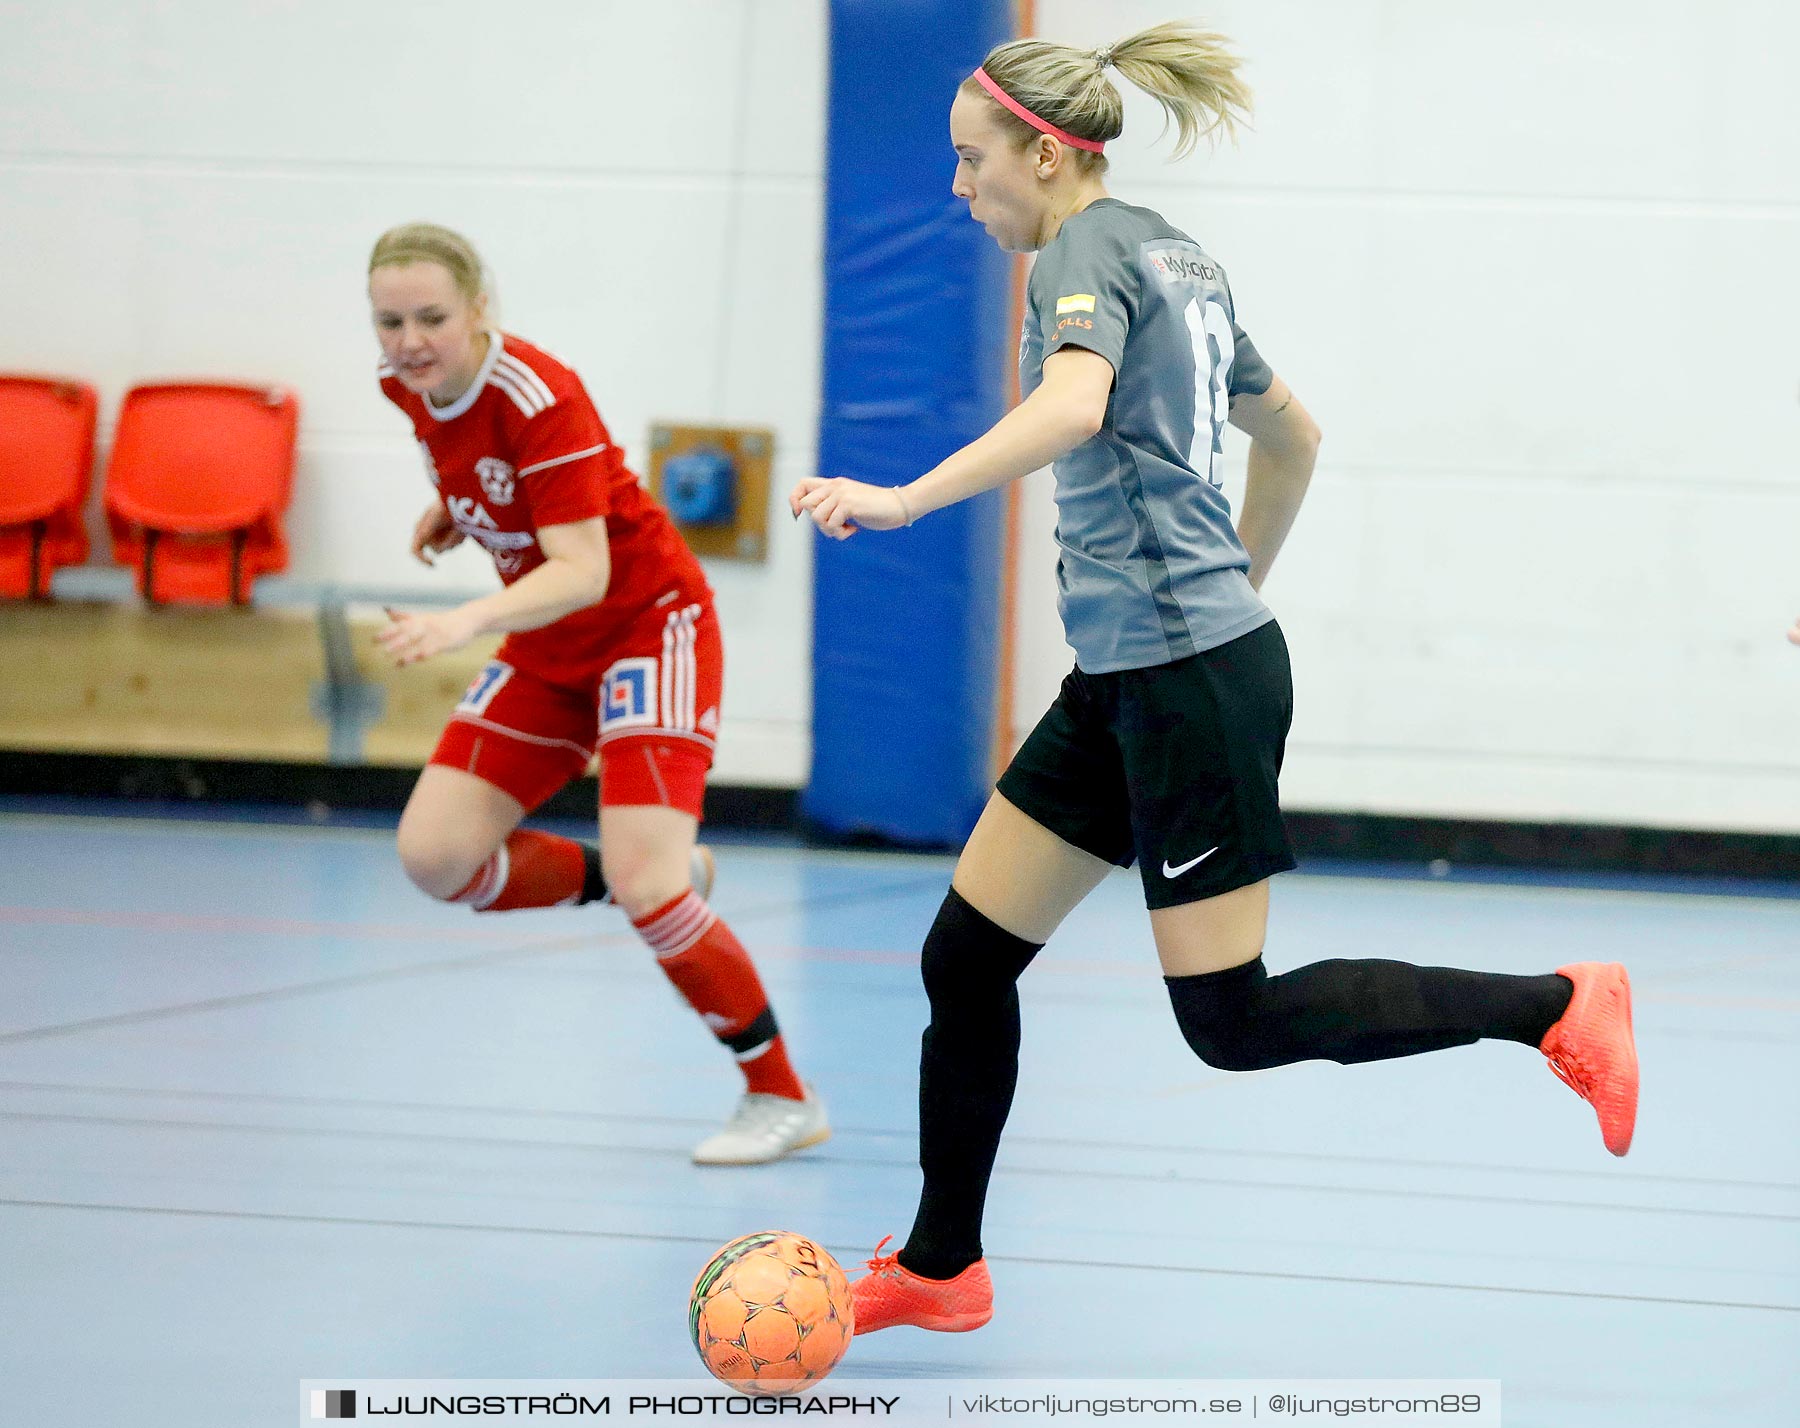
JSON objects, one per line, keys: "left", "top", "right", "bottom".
{"left": 1165, "top": 957, "right": 1573, "bottom": 1072}
{"left": 899, "top": 888, "right": 1043, "bottom": 1282}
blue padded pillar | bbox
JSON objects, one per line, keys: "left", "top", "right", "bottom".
{"left": 809, "top": 0, "right": 1013, "bottom": 845}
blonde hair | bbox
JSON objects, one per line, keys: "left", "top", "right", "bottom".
{"left": 967, "top": 21, "right": 1252, "bottom": 168}
{"left": 367, "top": 222, "right": 488, "bottom": 305}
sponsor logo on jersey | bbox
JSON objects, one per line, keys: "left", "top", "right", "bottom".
{"left": 1055, "top": 293, "right": 1097, "bottom": 315}
{"left": 1148, "top": 250, "right": 1219, "bottom": 283}
{"left": 476, "top": 456, "right": 516, "bottom": 506}
{"left": 1055, "top": 315, "right": 1095, "bottom": 336}
{"left": 447, "top": 495, "right": 498, "bottom": 530}
{"left": 446, "top": 496, "right": 536, "bottom": 552}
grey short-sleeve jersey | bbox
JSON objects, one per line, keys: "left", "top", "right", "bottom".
{"left": 1023, "top": 198, "right": 1275, "bottom": 673}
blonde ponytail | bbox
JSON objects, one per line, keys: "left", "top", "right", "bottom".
{"left": 967, "top": 20, "right": 1252, "bottom": 165}
{"left": 1107, "top": 22, "right": 1252, "bottom": 155}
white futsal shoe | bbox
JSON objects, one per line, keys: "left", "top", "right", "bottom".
{"left": 692, "top": 1085, "right": 830, "bottom": 1165}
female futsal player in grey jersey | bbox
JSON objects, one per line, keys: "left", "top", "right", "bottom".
{"left": 791, "top": 21, "right": 1639, "bottom": 1336}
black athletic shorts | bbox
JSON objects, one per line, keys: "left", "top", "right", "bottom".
{"left": 996, "top": 618, "right": 1296, "bottom": 910}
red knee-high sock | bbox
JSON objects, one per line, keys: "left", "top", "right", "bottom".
{"left": 452, "top": 829, "right": 589, "bottom": 911}
{"left": 632, "top": 890, "right": 805, "bottom": 1100}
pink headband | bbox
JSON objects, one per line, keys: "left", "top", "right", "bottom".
{"left": 971, "top": 66, "right": 1106, "bottom": 154}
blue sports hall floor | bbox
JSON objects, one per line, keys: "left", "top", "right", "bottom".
{"left": 1, "top": 800, "right": 1795, "bottom": 1427}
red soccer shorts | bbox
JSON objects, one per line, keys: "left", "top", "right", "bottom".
{"left": 429, "top": 599, "right": 722, "bottom": 817}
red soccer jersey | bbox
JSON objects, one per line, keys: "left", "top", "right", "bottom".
{"left": 379, "top": 333, "right": 710, "bottom": 681}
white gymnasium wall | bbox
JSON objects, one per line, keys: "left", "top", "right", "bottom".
{"left": 0, "top": 0, "right": 825, "bottom": 787}
{"left": 1026, "top": 0, "right": 1800, "bottom": 833}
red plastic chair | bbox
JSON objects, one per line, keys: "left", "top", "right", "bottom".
{"left": 0, "top": 375, "right": 98, "bottom": 598}
{"left": 104, "top": 381, "right": 299, "bottom": 605}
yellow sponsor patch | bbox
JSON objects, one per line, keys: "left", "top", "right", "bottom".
{"left": 1055, "top": 294, "right": 1097, "bottom": 315}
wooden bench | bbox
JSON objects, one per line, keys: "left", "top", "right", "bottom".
{"left": 3, "top": 572, "right": 501, "bottom": 766}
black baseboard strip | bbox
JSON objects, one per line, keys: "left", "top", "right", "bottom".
{"left": 1281, "top": 811, "right": 1799, "bottom": 883}
{"left": 2, "top": 750, "right": 1795, "bottom": 881}
{"left": 0, "top": 750, "right": 798, "bottom": 833}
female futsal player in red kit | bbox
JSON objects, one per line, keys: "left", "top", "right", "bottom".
{"left": 369, "top": 222, "right": 826, "bottom": 1164}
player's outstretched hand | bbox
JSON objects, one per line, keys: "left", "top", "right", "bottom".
{"left": 789, "top": 476, "right": 910, "bottom": 540}
{"left": 1789, "top": 617, "right": 1800, "bottom": 647}
{"left": 377, "top": 605, "right": 482, "bottom": 667}
{"left": 410, "top": 502, "right": 465, "bottom": 566}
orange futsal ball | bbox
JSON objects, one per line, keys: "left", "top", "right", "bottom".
{"left": 689, "top": 1231, "right": 854, "bottom": 1395}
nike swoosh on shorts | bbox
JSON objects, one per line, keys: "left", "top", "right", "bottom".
{"left": 1161, "top": 848, "right": 1220, "bottom": 878}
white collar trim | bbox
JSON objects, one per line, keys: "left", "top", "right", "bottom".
{"left": 425, "top": 331, "right": 503, "bottom": 422}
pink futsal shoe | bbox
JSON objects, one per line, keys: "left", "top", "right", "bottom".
{"left": 1540, "top": 961, "right": 1639, "bottom": 1156}
{"left": 849, "top": 1237, "right": 994, "bottom": 1335}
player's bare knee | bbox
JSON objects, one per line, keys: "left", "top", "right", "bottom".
{"left": 604, "top": 854, "right": 691, "bottom": 922}
{"left": 396, "top": 826, "right": 485, "bottom": 901}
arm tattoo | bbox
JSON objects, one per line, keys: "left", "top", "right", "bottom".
{"left": 1271, "top": 394, "right": 1292, "bottom": 415}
